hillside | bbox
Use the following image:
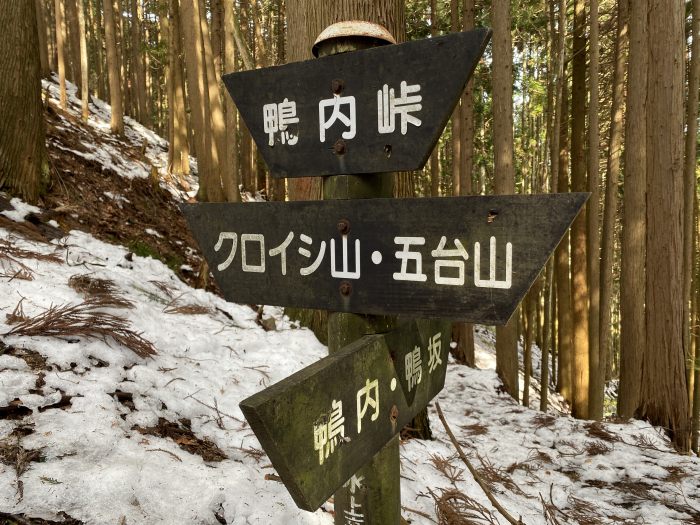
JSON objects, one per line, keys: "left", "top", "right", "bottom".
{"left": 0, "top": 78, "right": 699, "bottom": 525}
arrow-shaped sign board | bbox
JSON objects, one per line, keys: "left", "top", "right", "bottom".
{"left": 222, "top": 29, "right": 491, "bottom": 178}
{"left": 182, "top": 193, "right": 587, "bottom": 324}
{"left": 240, "top": 319, "right": 451, "bottom": 511}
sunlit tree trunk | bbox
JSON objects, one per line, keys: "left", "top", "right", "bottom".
{"left": 0, "top": 0, "right": 50, "bottom": 203}
{"left": 619, "top": 0, "right": 647, "bottom": 419}
{"left": 641, "top": 0, "right": 690, "bottom": 452}
{"left": 77, "top": 0, "right": 89, "bottom": 123}
{"left": 55, "top": 0, "right": 67, "bottom": 109}
{"left": 492, "top": 0, "right": 519, "bottom": 400}
{"left": 599, "top": 0, "right": 628, "bottom": 418}
{"left": 570, "top": 0, "right": 589, "bottom": 419}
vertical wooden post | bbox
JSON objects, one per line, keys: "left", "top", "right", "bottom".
{"left": 315, "top": 29, "right": 402, "bottom": 525}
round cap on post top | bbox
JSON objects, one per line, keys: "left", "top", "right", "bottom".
{"left": 312, "top": 21, "right": 396, "bottom": 57}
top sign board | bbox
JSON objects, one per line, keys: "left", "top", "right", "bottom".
{"left": 222, "top": 29, "right": 491, "bottom": 178}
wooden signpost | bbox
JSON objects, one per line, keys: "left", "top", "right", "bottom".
{"left": 182, "top": 193, "right": 587, "bottom": 324}
{"left": 222, "top": 29, "right": 490, "bottom": 178}
{"left": 182, "top": 23, "right": 587, "bottom": 525}
{"left": 240, "top": 319, "right": 451, "bottom": 512}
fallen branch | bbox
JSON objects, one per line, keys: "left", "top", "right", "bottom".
{"left": 4, "top": 298, "right": 156, "bottom": 358}
{"left": 435, "top": 402, "right": 523, "bottom": 525}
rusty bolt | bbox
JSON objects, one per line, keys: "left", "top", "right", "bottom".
{"left": 337, "top": 218, "right": 350, "bottom": 235}
{"left": 331, "top": 78, "right": 345, "bottom": 94}
{"left": 390, "top": 405, "right": 399, "bottom": 422}
{"left": 339, "top": 281, "right": 352, "bottom": 297}
{"left": 333, "top": 139, "right": 346, "bottom": 155}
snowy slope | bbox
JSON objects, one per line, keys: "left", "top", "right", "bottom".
{"left": 0, "top": 79, "right": 698, "bottom": 525}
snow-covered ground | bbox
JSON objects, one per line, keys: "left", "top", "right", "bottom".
{"left": 0, "top": 78, "right": 698, "bottom": 525}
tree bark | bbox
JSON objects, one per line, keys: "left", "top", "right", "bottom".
{"left": 586, "top": 0, "right": 603, "bottom": 420}
{"left": 130, "top": 0, "right": 148, "bottom": 124}
{"left": 599, "top": 0, "right": 628, "bottom": 419}
{"left": 642, "top": 0, "right": 690, "bottom": 452}
{"left": 77, "top": 0, "right": 89, "bottom": 123}
{"left": 450, "top": 0, "right": 476, "bottom": 367}
{"left": 556, "top": 62, "right": 573, "bottom": 403}
{"left": 168, "top": 0, "right": 191, "bottom": 180}
{"left": 197, "top": 0, "right": 234, "bottom": 202}
{"left": 684, "top": 0, "right": 700, "bottom": 399}
{"left": 103, "top": 0, "right": 124, "bottom": 135}
{"left": 65, "top": 0, "right": 82, "bottom": 86}
{"left": 55, "top": 0, "right": 68, "bottom": 109}
{"left": 0, "top": 0, "right": 50, "bottom": 203}
{"left": 570, "top": 0, "right": 589, "bottom": 419}
{"left": 619, "top": 0, "right": 647, "bottom": 419}
{"left": 492, "top": 0, "right": 519, "bottom": 401}
{"left": 223, "top": 0, "right": 241, "bottom": 201}
{"left": 35, "top": 0, "right": 51, "bottom": 78}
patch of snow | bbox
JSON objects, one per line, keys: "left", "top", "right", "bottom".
{"left": 1, "top": 198, "right": 41, "bottom": 222}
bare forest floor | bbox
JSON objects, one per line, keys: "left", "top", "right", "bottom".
{"left": 0, "top": 77, "right": 699, "bottom": 525}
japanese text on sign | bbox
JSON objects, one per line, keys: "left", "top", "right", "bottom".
{"left": 310, "top": 332, "right": 443, "bottom": 465}
{"left": 262, "top": 81, "right": 423, "bottom": 147}
{"left": 213, "top": 231, "right": 513, "bottom": 290}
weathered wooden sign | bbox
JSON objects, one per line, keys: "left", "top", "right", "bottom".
{"left": 222, "top": 29, "right": 491, "bottom": 178}
{"left": 181, "top": 193, "right": 587, "bottom": 324}
{"left": 239, "top": 319, "right": 451, "bottom": 511}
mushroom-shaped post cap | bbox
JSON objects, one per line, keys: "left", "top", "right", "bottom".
{"left": 312, "top": 21, "right": 397, "bottom": 57}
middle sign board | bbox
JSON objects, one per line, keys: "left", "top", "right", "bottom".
{"left": 182, "top": 193, "right": 588, "bottom": 324}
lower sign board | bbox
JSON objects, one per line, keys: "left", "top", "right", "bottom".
{"left": 182, "top": 193, "right": 587, "bottom": 324}
{"left": 239, "top": 319, "right": 451, "bottom": 511}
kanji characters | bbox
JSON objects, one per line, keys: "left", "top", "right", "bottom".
{"left": 474, "top": 236, "right": 513, "bottom": 289}
{"left": 405, "top": 345, "right": 423, "bottom": 391}
{"left": 431, "top": 236, "right": 469, "bottom": 286}
{"left": 263, "top": 98, "right": 299, "bottom": 146}
{"left": 393, "top": 236, "right": 427, "bottom": 282}
{"left": 331, "top": 237, "right": 361, "bottom": 279}
{"left": 319, "top": 95, "right": 357, "bottom": 142}
{"left": 313, "top": 399, "right": 345, "bottom": 465}
{"left": 356, "top": 378, "right": 379, "bottom": 434}
{"left": 377, "top": 81, "right": 423, "bottom": 135}
{"left": 427, "top": 332, "right": 442, "bottom": 374}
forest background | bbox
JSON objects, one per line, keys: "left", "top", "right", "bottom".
{"left": 1, "top": 0, "right": 699, "bottom": 455}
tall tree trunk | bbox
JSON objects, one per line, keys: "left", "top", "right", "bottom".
{"left": 180, "top": 0, "right": 221, "bottom": 201}
{"left": 77, "top": 0, "right": 89, "bottom": 123}
{"left": 168, "top": 0, "right": 191, "bottom": 180}
{"left": 684, "top": 0, "right": 700, "bottom": 399}
{"left": 599, "top": 0, "right": 628, "bottom": 418}
{"left": 642, "top": 0, "right": 690, "bottom": 452}
{"left": 197, "top": 0, "right": 234, "bottom": 202}
{"left": 35, "top": 0, "right": 51, "bottom": 78}
{"left": 430, "top": 0, "right": 440, "bottom": 197}
{"left": 130, "top": 0, "right": 148, "bottom": 124}
{"left": 451, "top": 0, "right": 476, "bottom": 367}
{"left": 570, "top": 0, "right": 589, "bottom": 419}
{"left": 103, "top": 0, "right": 124, "bottom": 135}
{"left": 556, "top": 69, "right": 573, "bottom": 402}
{"left": 55, "top": 0, "right": 68, "bottom": 109}
{"left": 619, "top": 0, "right": 647, "bottom": 419}
{"left": 223, "top": 0, "right": 240, "bottom": 201}
{"left": 492, "top": 0, "right": 519, "bottom": 401}
{"left": 65, "top": 0, "right": 82, "bottom": 86}
{"left": 587, "top": 0, "right": 603, "bottom": 420}
{"left": 448, "top": 0, "right": 460, "bottom": 199}
{"left": 0, "top": 0, "right": 50, "bottom": 203}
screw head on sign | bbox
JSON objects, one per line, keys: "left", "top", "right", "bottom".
{"left": 339, "top": 282, "right": 352, "bottom": 296}
{"left": 337, "top": 219, "right": 350, "bottom": 235}
{"left": 331, "top": 78, "right": 345, "bottom": 94}
{"left": 333, "top": 139, "right": 346, "bottom": 155}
